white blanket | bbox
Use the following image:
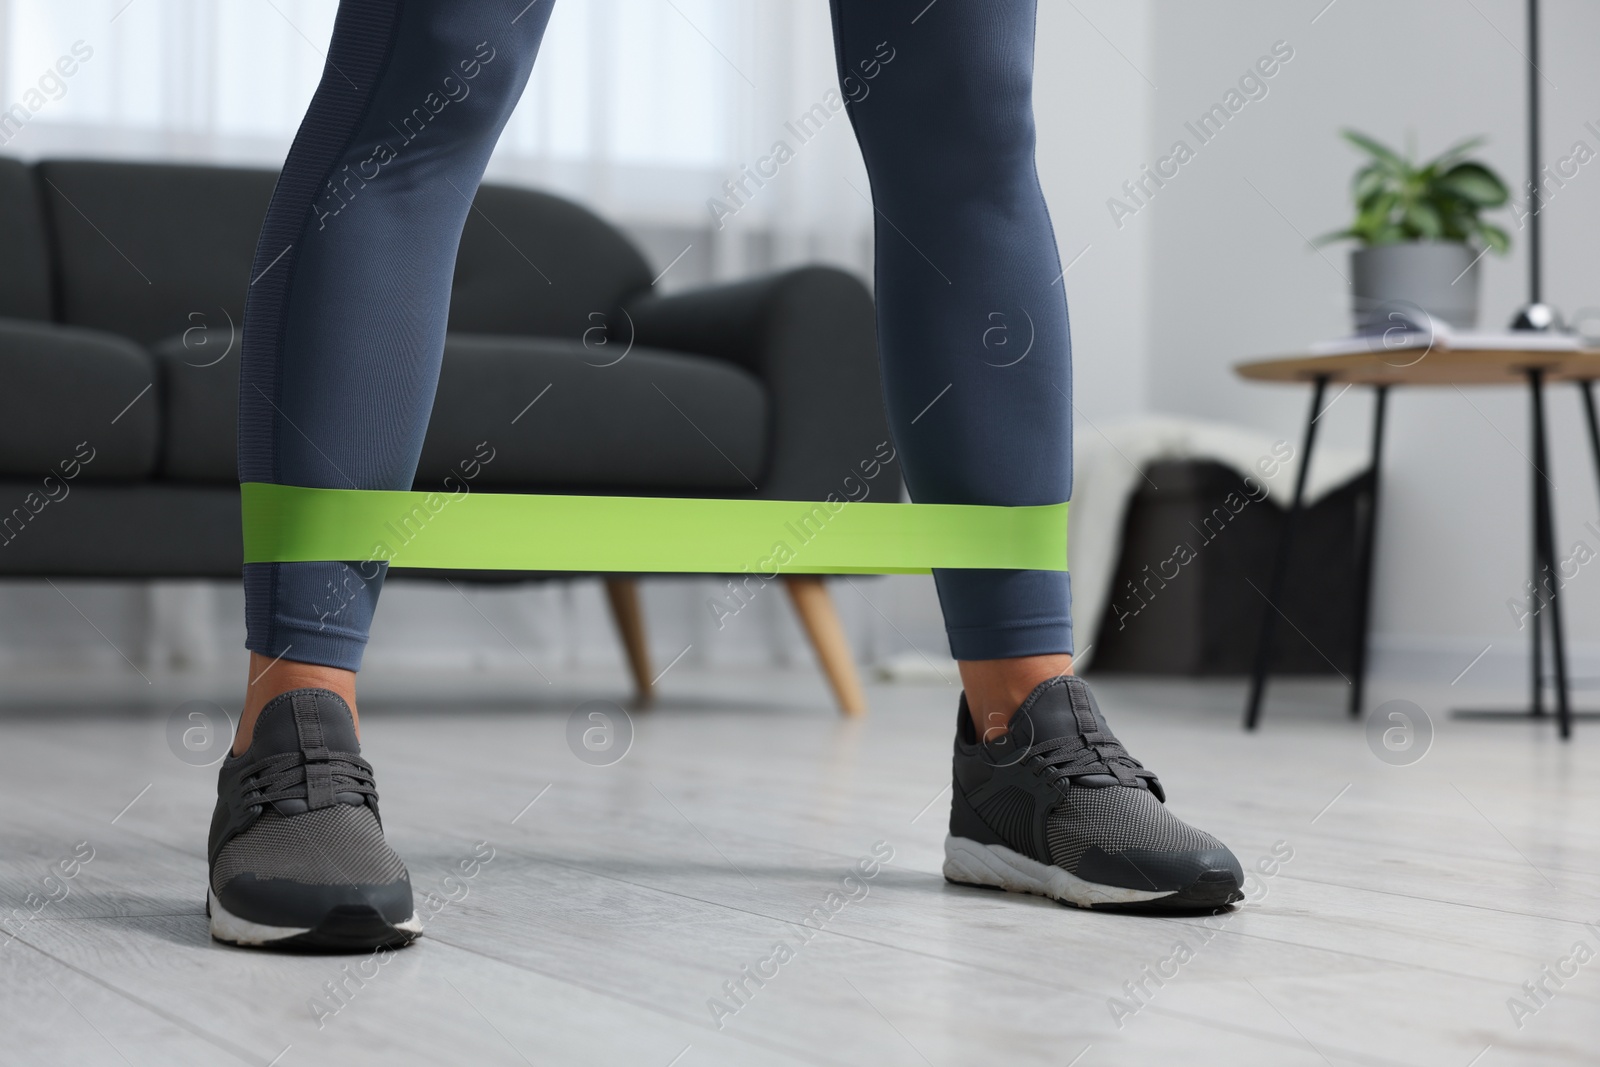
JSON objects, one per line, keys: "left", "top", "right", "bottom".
{"left": 1070, "top": 415, "right": 1369, "bottom": 668}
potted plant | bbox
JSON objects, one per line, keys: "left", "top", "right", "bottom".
{"left": 1322, "top": 130, "right": 1511, "bottom": 334}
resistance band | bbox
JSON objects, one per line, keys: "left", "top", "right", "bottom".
{"left": 241, "top": 483, "right": 1067, "bottom": 574}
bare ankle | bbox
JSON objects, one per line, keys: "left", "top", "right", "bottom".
{"left": 237, "top": 652, "right": 359, "bottom": 756}
{"left": 957, "top": 654, "right": 1073, "bottom": 742}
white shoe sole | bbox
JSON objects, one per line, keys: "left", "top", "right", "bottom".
{"left": 208, "top": 888, "right": 423, "bottom": 947}
{"left": 942, "top": 835, "right": 1174, "bottom": 908}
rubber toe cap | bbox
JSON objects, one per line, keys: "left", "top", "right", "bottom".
{"left": 1076, "top": 844, "right": 1244, "bottom": 895}
{"left": 217, "top": 872, "right": 414, "bottom": 928}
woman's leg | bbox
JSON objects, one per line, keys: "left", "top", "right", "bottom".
{"left": 829, "top": 2, "right": 1244, "bottom": 911}
{"left": 826, "top": 0, "right": 1074, "bottom": 736}
{"left": 213, "top": 0, "right": 557, "bottom": 951}
{"left": 236, "top": 0, "right": 553, "bottom": 749}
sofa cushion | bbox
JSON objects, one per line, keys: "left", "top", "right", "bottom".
{"left": 0, "top": 159, "right": 52, "bottom": 321}
{"left": 153, "top": 325, "right": 239, "bottom": 482}
{"left": 0, "top": 318, "right": 159, "bottom": 480}
{"left": 415, "top": 334, "right": 768, "bottom": 491}
{"left": 0, "top": 483, "right": 240, "bottom": 576}
{"left": 153, "top": 330, "right": 768, "bottom": 491}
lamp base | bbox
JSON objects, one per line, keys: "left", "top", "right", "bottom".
{"left": 1511, "top": 302, "right": 1563, "bottom": 331}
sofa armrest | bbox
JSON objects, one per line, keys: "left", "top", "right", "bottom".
{"left": 623, "top": 267, "right": 899, "bottom": 502}
{"left": 0, "top": 317, "right": 159, "bottom": 480}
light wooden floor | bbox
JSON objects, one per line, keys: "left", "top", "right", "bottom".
{"left": 1, "top": 667, "right": 1597, "bottom": 1066}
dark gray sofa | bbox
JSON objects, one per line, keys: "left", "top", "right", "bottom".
{"left": 0, "top": 158, "right": 895, "bottom": 712}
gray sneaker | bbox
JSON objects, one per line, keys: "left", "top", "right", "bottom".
{"left": 207, "top": 688, "right": 421, "bottom": 949}
{"left": 944, "top": 676, "right": 1243, "bottom": 912}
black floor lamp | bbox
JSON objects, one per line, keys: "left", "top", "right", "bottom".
{"left": 1511, "top": 0, "right": 1559, "bottom": 332}
{"left": 1542, "top": 0, "right": 1600, "bottom": 737}
{"left": 1451, "top": 0, "right": 1598, "bottom": 738}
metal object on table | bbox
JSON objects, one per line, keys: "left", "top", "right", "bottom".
{"left": 1236, "top": 341, "right": 1597, "bottom": 737}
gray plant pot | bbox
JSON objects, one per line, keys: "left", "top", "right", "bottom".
{"left": 1350, "top": 241, "right": 1480, "bottom": 334}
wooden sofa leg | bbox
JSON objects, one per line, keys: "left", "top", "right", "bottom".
{"left": 603, "top": 578, "right": 654, "bottom": 707}
{"left": 783, "top": 576, "right": 868, "bottom": 717}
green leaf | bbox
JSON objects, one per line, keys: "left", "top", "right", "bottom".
{"left": 1352, "top": 193, "right": 1399, "bottom": 238}
{"left": 1478, "top": 221, "right": 1511, "bottom": 254}
{"left": 1404, "top": 203, "right": 1442, "bottom": 239}
{"left": 1429, "top": 136, "right": 1487, "bottom": 171}
{"left": 1353, "top": 167, "right": 1389, "bottom": 205}
{"left": 1436, "top": 205, "right": 1473, "bottom": 243}
{"left": 1342, "top": 129, "right": 1407, "bottom": 173}
{"left": 1334, "top": 128, "right": 1513, "bottom": 253}
{"left": 1439, "top": 162, "right": 1509, "bottom": 206}
{"left": 1357, "top": 189, "right": 1399, "bottom": 218}
{"left": 1355, "top": 182, "right": 1399, "bottom": 214}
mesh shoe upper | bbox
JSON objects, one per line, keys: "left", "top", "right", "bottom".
{"left": 951, "top": 676, "right": 1241, "bottom": 893}
{"left": 208, "top": 688, "right": 413, "bottom": 928}
{"left": 211, "top": 806, "right": 407, "bottom": 895}
{"left": 1044, "top": 785, "right": 1222, "bottom": 872}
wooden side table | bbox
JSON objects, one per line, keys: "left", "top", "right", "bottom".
{"left": 1234, "top": 340, "right": 1599, "bottom": 739}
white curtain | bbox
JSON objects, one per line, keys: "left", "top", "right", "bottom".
{"left": 0, "top": 0, "right": 874, "bottom": 284}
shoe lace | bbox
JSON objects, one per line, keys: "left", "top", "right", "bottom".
{"left": 1019, "top": 686, "right": 1164, "bottom": 799}
{"left": 235, "top": 750, "right": 378, "bottom": 808}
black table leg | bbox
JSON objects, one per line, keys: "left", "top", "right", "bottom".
{"left": 1579, "top": 380, "right": 1600, "bottom": 479}
{"left": 1245, "top": 375, "right": 1328, "bottom": 730}
{"left": 1529, "top": 368, "right": 1573, "bottom": 739}
{"left": 1451, "top": 371, "right": 1594, "bottom": 731}
{"left": 1348, "top": 384, "right": 1388, "bottom": 718}
{"left": 1531, "top": 380, "right": 1545, "bottom": 719}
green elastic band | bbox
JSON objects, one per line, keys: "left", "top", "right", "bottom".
{"left": 240, "top": 482, "right": 1067, "bottom": 574}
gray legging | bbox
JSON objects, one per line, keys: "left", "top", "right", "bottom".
{"left": 239, "top": 0, "right": 1073, "bottom": 671}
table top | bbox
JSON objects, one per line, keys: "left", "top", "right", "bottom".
{"left": 1236, "top": 343, "right": 1600, "bottom": 386}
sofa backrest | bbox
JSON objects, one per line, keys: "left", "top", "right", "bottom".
{"left": 20, "top": 158, "right": 654, "bottom": 346}
{"left": 36, "top": 160, "right": 278, "bottom": 345}
{"left": 451, "top": 183, "right": 656, "bottom": 341}
{"left": 0, "top": 158, "right": 54, "bottom": 322}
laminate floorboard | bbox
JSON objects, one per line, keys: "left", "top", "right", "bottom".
{"left": 1, "top": 668, "right": 1596, "bottom": 1065}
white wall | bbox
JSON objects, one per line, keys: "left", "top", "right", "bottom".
{"left": 1036, "top": 0, "right": 1154, "bottom": 423}
{"left": 1139, "top": 0, "right": 1600, "bottom": 684}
